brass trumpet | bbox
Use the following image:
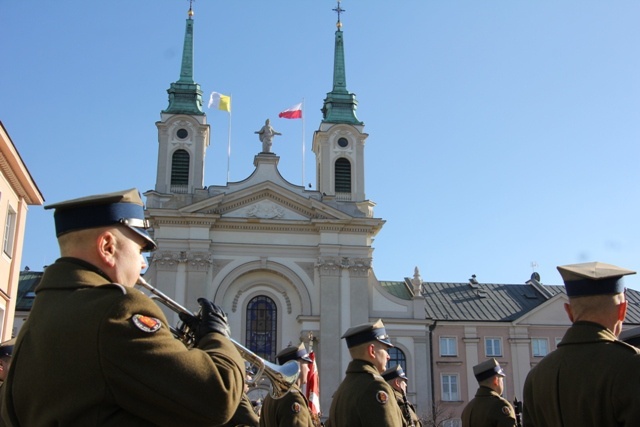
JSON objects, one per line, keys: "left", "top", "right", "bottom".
{"left": 136, "top": 276, "right": 300, "bottom": 399}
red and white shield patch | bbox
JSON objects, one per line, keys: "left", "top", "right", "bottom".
{"left": 132, "top": 314, "right": 162, "bottom": 333}
{"left": 502, "top": 406, "right": 511, "bottom": 415}
{"left": 376, "top": 390, "right": 389, "bottom": 404}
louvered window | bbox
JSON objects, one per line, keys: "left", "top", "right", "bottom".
{"left": 335, "top": 158, "right": 351, "bottom": 193}
{"left": 171, "top": 149, "right": 189, "bottom": 185}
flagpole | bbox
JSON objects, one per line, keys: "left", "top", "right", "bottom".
{"left": 301, "top": 98, "right": 305, "bottom": 187}
{"left": 227, "top": 96, "right": 232, "bottom": 183}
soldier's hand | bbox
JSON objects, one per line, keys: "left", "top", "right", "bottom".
{"left": 179, "top": 298, "right": 231, "bottom": 342}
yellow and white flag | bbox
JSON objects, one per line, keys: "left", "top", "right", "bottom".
{"left": 208, "top": 92, "right": 231, "bottom": 112}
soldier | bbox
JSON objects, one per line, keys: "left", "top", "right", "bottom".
{"left": 327, "top": 319, "right": 406, "bottom": 427}
{"left": 0, "top": 188, "right": 246, "bottom": 426}
{"left": 260, "top": 342, "right": 315, "bottom": 427}
{"left": 221, "top": 366, "right": 260, "bottom": 427}
{"left": 523, "top": 261, "right": 640, "bottom": 426}
{"left": 381, "top": 365, "right": 422, "bottom": 427}
{"left": 461, "top": 358, "right": 516, "bottom": 427}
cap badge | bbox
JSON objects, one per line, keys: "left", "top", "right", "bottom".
{"left": 291, "top": 402, "right": 301, "bottom": 413}
{"left": 132, "top": 314, "right": 162, "bottom": 333}
{"left": 376, "top": 390, "right": 389, "bottom": 404}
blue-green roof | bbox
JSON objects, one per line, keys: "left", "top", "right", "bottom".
{"left": 379, "top": 281, "right": 414, "bottom": 300}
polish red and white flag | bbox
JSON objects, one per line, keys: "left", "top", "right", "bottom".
{"left": 305, "top": 351, "right": 321, "bottom": 417}
{"left": 278, "top": 103, "right": 303, "bottom": 119}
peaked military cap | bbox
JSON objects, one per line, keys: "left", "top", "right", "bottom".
{"left": 473, "top": 358, "right": 505, "bottom": 382}
{"left": 0, "top": 338, "right": 15, "bottom": 358}
{"left": 557, "top": 262, "right": 636, "bottom": 297}
{"left": 45, "top": 188, "right": 157, "bottom": 251}
{"left": 341, "top": 319, "right": 394, "bottom": 348}
{"left": 276, "top": 342, "right": 312, "bottom": 365}
{"left": 382, "top": 364, "right": 408, "bottom": 382}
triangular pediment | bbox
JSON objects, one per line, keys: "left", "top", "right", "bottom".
{"left": 179, "top": 181, "right": 353, "bottom": 221}
{"left": 514, "top": 293, "right": 571, "bottom": 325}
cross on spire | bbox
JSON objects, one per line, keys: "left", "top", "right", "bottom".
{"left": 333, "top": 1, "right": 345, "bottom": 28}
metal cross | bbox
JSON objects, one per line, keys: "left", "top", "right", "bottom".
{"left": 333, "top": 1, "right": 345, "bottom": 25}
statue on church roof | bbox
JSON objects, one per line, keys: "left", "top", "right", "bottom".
{"left": 255, "top": 119, "right": 281, "bottom": 153}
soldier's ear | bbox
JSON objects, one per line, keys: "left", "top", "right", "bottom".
{"left": 96, "top": 230, "right": 117, "bottom": 267}
{"left": 367, "top": 343, "right": 376, "bottom": 359}
{"left": 564, "top": 302, "right": 575, "bottom": 322}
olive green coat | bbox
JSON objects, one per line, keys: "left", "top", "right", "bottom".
{"left": 392, "top": 389, "right": 422, "bottom": 427}
{"left": 222, "top": 393, "right": 260, "bottom": 427}
{"left": 327, "top": 360, "right": 407, "bottom": 427}
{"left": 461, "top": 386, "right": 516, "bottom": 427}
{"left": 523, "top": 321, "right": 640, "bottom": 426}
{"left": 0, "top": 258, "right": 245, "bottom": 427}
{"left": 259, "top": 385, "right": 314, "bottom": 427}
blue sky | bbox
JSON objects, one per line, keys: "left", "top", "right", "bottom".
{"left": 2, "top": 1, "right": 640, "bottom": 291}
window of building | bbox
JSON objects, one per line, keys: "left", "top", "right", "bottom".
{"left": 532, "top": 338, "right": 549, "bottom": 357}
{"left": 442, "top": 420, "right": 461, "bottom": 427}
{"left": 171, "top": 149, "right": 190, "bottom": 186}
{"left": 439, "top": 336, "right": 457, "bottom": 356}
{"left": 245, "top": 295, "right": 277, "bottom": 362}
{"left": 387, "top": 347, "right": 407, "bottom": 372}
{"left": 334, "top": 158, "right": 351, "bottom": 193}
{"left": 485, "top": 337, "right": 502, "bottom": 357}
{"left": 3, "top": 206, "right": 16, "bottom": 258}
{"left": 441, "top": 374, "right": 459, "bottom": 401}
{"left": 555, "top": 337, "right": 562, "bottom": 348}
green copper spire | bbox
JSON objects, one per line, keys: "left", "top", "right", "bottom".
{"left": 321, "top": 1, "right": 362, "bottom": 125}
{"left": 163, "top": 6, "right": 204, "bottom": 115}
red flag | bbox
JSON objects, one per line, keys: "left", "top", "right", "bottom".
{"left": 279, "top": 103, "right": 303, "bottom": 119}
{"left": 305, "top": 351, "right": 321, "bottom": 416}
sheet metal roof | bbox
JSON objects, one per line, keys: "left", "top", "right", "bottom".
{"left": 421, "top": 281, "right": 640, "bottom": 325}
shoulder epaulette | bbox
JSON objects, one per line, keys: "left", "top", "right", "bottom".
{"left": 614, "top": 339, "right": 640, "bottom": 354}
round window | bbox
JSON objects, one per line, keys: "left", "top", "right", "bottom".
{"left": 337, "top": 137, "right": 348, "bottom": 148}
{"left": 177, "top": 128, "right": 189, "bottom": 139}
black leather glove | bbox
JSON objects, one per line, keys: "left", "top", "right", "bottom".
{"left": 179, "top": 298, "right": 230, "bottom": 343}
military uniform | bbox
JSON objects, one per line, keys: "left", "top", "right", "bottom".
{"left": 223, "top": 393, "right": 260, "bottom": 427}
{"left": 523, "top": 321, "right": 640, "bottom": 426}
{"left": 382, "top": 364, "right": 422, "bottom": 427}
{"left": 260, "top": 385, "right": 314, "bottom": 427}
{"left": 461, "top": 358, "right": 516, "bottom": 427}
{"left": 1, "top": 258, "right": 245, "bottom": 426}
{"left": 327, "top": 320, "right": 406, "bottom": 427}
{"left": 461, "top": 386, "right": 516, "bottom": 427}
{"left": 390, "top": 389, "right": 422, "bottom": 427}
{"left": 260, "top": 342, "right": 315, "bottom": 427}
{"left": 328, "top": 359, "right": 406, "bottom": 427}
{"left": 523, "top": 261, "right": 640, "bottom": 427}
{"left": 0, "top": 189, "right": 246, "bottom": 427}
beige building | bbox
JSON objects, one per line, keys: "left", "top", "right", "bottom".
{"left": 0, "top": 122, "right": 44, "bottom": 341}
{"left": 416, "top": 273, "right": 640, "bottom": 426}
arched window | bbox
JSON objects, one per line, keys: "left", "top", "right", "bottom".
{"left": 334, "top": 158, "right": 351, "bottom": 193}
{"left": 171, "top": 149, "right": 190, "bottom": 186}
{"left": 246, "top": 296, "right": 277, "bottom": 362}
{"left": 388, "top": 347, "right": 407, "bottom": 372}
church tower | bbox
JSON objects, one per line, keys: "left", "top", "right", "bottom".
{"left": 154, "top": 6, "right": 209, "bottom": 194}
{"left": 312, "top": 2, "right": 370, "bottom": 211}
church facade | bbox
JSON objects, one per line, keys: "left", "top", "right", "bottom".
{"left": 143, "top": 6, "right": 430, "bottom": 417}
